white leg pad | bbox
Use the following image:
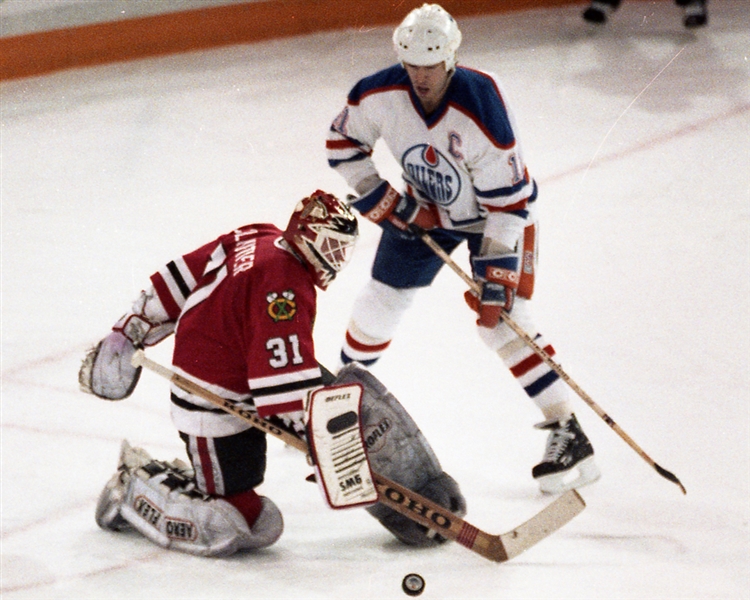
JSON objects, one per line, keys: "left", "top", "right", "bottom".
{"left": 96, "top": 442, "right": 283, "bottom": 556}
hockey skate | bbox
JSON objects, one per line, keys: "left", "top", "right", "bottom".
{"left": 532, "top": 414, "right": 601, "bottom": 494}
{"left": 95, "top": 440, "right": 154, "bottom": 531}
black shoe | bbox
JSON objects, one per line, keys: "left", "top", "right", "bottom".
{"left": 681, "top": 0, "right": 708, "bottom": 27}
{"left": 583, "top": 0, "right": 620, "bottom": 24}
{"left": 532, "top": 414, "right": 601, "bottom": 493}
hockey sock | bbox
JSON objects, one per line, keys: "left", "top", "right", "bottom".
{"left": 499, "top": 335, "right": 572, "bottom": 422}
{"left": 224, "top": 489, "right": 263, "bottom": 528}
{"left": 341, "top": 323, "right": 392, "bottom": 366}
{"left": 340, "top": 280, "right": 417, "bottom": 367}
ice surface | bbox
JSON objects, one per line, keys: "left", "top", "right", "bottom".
{"left": 2, "top": 2, "right": 749, "bottom": 598}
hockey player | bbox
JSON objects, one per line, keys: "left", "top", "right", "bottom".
{"left": 582, "top": 0, "right": 708, "bottom": 27}
{"left": 80, "top": 190, "right": 466, "bottom": 556}
{"left": 326, "top": 4, "right": 600, "bottom": 494}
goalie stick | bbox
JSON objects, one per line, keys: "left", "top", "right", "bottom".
{"left": 415, "top": 228, "right": 687, "bottom": 495}
{"left": 131, "top": 350, "right": 585, "bottom": 563}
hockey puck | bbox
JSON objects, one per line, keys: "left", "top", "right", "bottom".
{"left": 402, "top": 573, "right": 425, "bottom": 596}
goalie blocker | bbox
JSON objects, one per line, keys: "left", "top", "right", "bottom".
{"left": 307, "top": 382, "right": 378, "bottom": 509}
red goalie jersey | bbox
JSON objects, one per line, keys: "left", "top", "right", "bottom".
{"left": 149, "top": 224, "right": 322, "bottom": 438}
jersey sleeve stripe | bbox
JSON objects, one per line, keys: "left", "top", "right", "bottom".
{"left": 328, "top": 153, "right": 371, "bottom": 168}
{"left": 249, "top": 367, "right": 322, "bottom": 416}
{"left": 181, "top": 266, "right": 227, "bottom": 316}
{"left": 480, "top": 198, "right": 529, "bottom": 220}
{"left": 151, "top": 273, "right": 182, "bottom": 320}
{"left": 251, "top": 372, "right": 323, "bottom": 399}
{"left": 150, "top": 257, "right": 200, "bottom": 318}
{"left": 477, "top": 179, "right": 538, "bottom": 218}
{"left": 167, "top": 260, "right": 193, "bottom": 298}
{"left": 326, "top": 138, "right": 360, "bottom": 150}
{"left": 475, "top": 175, "right": 532, "bottom": 202}
{"left": 326, "top": 131, "right": 373, "bottom": 168}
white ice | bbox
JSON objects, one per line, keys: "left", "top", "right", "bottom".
{"left": 2, "top": 2, "right": 749, "bottom": 598}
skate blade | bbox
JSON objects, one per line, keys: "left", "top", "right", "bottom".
{"left": 537, "top": 456, "right": 601, "bottom": 495}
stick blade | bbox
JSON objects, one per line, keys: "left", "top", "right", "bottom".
{"left": 654, "top": 463, "right": 687, "bottom": 494}
{"left": 499, "top": 489, "right": 586, "bottom": 561}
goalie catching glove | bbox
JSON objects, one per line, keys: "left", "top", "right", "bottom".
{"left": 79, "top": 330, "right": 141, "bottom": 400}
{"left": 79, "top": 288, "right": 175, "bottom": 400}
{"left": 332, "top": 363, "right": 467, "bottom": 547}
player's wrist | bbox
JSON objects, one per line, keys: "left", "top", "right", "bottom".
{"left": 350, "top": 180, "right": 400, "bottom": 224}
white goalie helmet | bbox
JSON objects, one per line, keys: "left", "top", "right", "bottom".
{"left": 393, "top": 4, "right": 462, "bottom": 70}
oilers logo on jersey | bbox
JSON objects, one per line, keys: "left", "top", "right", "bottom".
{"left": 401, "top": 144, "right": 461, "bottom": 206}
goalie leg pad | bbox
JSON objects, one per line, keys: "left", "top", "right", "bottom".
{"left": 366, "top": 472, "right": 466, "bottom": 546}
{"left": 333, "top": 363, "right": 467, "bottom": 546}
{"left": 95, "top": 440, "right": 154, "bottom": 531}
{"left": 96, "top": 440, "right": 283, "bottom": 556}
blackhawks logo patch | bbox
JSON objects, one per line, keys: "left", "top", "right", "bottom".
{"left": 266, "top": 290, "right": 297, "bottom": 322}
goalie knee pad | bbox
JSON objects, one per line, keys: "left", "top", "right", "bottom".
{"left": 96, "top": 441, "right": 283, "bottom": 557}
{"left": 333, "top": 363, "right": 467, "bottom": 547}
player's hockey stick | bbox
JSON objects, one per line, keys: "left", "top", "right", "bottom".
{"left": 132, "top": 349, "right": 585, "bottom": 562}
{"left": 415, "top": 229, "right": 687, "bottom": 495}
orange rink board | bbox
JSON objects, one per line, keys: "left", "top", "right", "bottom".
{"left": 0, "top": 0, "right": 584, "bottom": 81}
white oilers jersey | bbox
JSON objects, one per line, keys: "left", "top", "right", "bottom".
{"left": 327, "top": 64, "right": 537, "bottom": 233}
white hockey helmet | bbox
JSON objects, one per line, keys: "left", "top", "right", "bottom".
{"left": 392, "top": 4, "right": 462, "bottom": 71}
{"left": 283, "top": 190, "right": 358, "bottom": 290}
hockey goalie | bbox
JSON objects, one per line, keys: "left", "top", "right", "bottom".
{"left": 79, "top": 190, "right": 465, "bottom": 556}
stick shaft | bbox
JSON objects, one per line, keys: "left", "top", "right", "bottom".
{"left": 418, "top": 231, "right": 686, "bottom": 494}
{"left": 131, "top": 350, "right": 513, "bottom": 561}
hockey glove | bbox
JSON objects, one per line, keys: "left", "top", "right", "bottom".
{"left": 79, "top": 330, "right": 142, "bottom": 400}
{"left": 79, "top": 310, "right": 161, "bottom": 400}
{"left": 350, "top": 180, "right": 439, "bottom": 238}
{"left": 468, "top": 254, "right": 520, "bottom": 328}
